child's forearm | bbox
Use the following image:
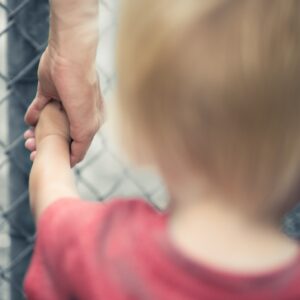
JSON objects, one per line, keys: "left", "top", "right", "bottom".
{"left": 29, "top": 135, "right": 79, "bottom": 221}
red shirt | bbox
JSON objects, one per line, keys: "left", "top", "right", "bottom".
{"left": 24, "top": 198, "right": 300, "bottom": 300}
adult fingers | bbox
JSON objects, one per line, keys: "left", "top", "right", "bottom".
{"left": 25, "top": 92, "right": 49, "bottom": 126}
{"left": 68, "top": 104, "right": 102, "bottom": 166}
{"left": 25, "top": 138, "right": 36, "bottom": 152}
{"left": 24, "top": 128, "right": 35, "bottom": 139}
{"left": 30, "top": 151, "right": 37, "bottom": 161}
{"left": 70, "top": 137, "right": 93, "bottom": 167}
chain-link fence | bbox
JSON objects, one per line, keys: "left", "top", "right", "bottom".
{"left": 1, "top": 1, "right": 300, "bottom": 299}
{"left": 0, "top": 1, "right": 166, "bottom": 299}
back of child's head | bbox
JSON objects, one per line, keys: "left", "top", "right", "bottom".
{"left": 115, "top": 0, "right": 300, "bottom": 217}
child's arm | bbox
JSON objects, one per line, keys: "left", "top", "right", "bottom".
{"left": 25, "top": 101, "right": 79, "bottom": 221}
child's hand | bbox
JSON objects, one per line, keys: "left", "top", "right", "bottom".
{"left": 25, "top": 100, "right": 78, "bottom": 220}
{"left": 24, "top": 101, "right": 70, "bottom": 161}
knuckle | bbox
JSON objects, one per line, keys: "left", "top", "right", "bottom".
{"left": 70, "top": 115, "right": 101, "bottom": 143}
{"left": 75, "top": 150, "right": 85, "bottom": 163}
{"left": 85, "top": 121, "right": 100, "bottom": 139}
{"left": 93, "top": 121, "right": 101, "bottom": 134}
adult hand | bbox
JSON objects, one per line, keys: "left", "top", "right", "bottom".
{"left": 25, "top": 46, "right": 103, "bottom": 166}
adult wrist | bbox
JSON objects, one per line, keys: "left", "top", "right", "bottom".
{"left": 49, "top": 0, "right": 99, "bottom": 64}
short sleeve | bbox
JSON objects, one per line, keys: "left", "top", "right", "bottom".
{"left": 24, "top": 197, "right": 163, "bottom": 300}
{"left": 24, "top": 198, "right": 110, "bottom": 300}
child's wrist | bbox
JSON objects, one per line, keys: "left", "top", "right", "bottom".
{"left": 36, "top": 134, "right": 70, "bottom": 151}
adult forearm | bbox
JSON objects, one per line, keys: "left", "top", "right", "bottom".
{"left": 49, "top": 0, "right": 99, "bottom": 66}
{"left": 29, "top": 136, "right": 79, "bottom": 221}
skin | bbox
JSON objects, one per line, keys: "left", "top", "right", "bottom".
{"left": 22, "top": 1, "right": 300, "bottom": 293}
{"left": 25, "top": 101, "right": 299, "bottom": 274}
{"left": 25, "top": 101, "right": 78, "bottom": 220}
{"left": 25, "top": 0, "right": 103, "bottom": 166}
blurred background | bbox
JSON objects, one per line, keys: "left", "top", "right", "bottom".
{"left": 0, "top": 1, "right": 299, "bottom": 299}
{"left": 0, "top": 1, "right": 167, "bottom": 299}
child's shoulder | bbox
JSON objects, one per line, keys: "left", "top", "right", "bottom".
{"left": 39, "top": 197, "right": 162, "bottom": 224}
{"left": 26, "top": 198, "right": 167, "bottom": 298}
{"left": 37, "top": 197, "right": 164, "bottom": 246}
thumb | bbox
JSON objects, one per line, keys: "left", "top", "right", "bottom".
{"left": 25, "top": 94, "right": 50, "bottom": 126}
{"left": 70, "top": 138, "right": 93, "bottom": 167}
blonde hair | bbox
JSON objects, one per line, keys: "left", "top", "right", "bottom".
{"left": 116, "top": 0, "right": 300, "bottom": 215}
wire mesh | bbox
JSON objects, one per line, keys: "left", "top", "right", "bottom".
{"left": 0, "top": 1, "right": 166, "bottom": 299}
{"left": 0, "top": 1, "right": 300, "bottom": 300}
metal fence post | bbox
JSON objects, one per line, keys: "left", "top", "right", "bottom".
{"left": 1, "top": 0, "right": 298, "bottom": 299}
{"left": 7, "top": 0, "right": 49, "bottom": 299}
{"left": 2, "top": 0, "right": 163, "bottom": 298}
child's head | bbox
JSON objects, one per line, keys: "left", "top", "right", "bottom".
{"left": 114, "top": 0, "right": 300, "bottom": 217}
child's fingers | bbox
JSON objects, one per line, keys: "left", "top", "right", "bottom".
{"left": 25, "top": 138, "right": 36, "bottom": 152}
{"left": 24, "top": 128, "right": 35, "bottom": 139}
{"left": 30, "top": 151, "right": 37, "bottom": 161}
